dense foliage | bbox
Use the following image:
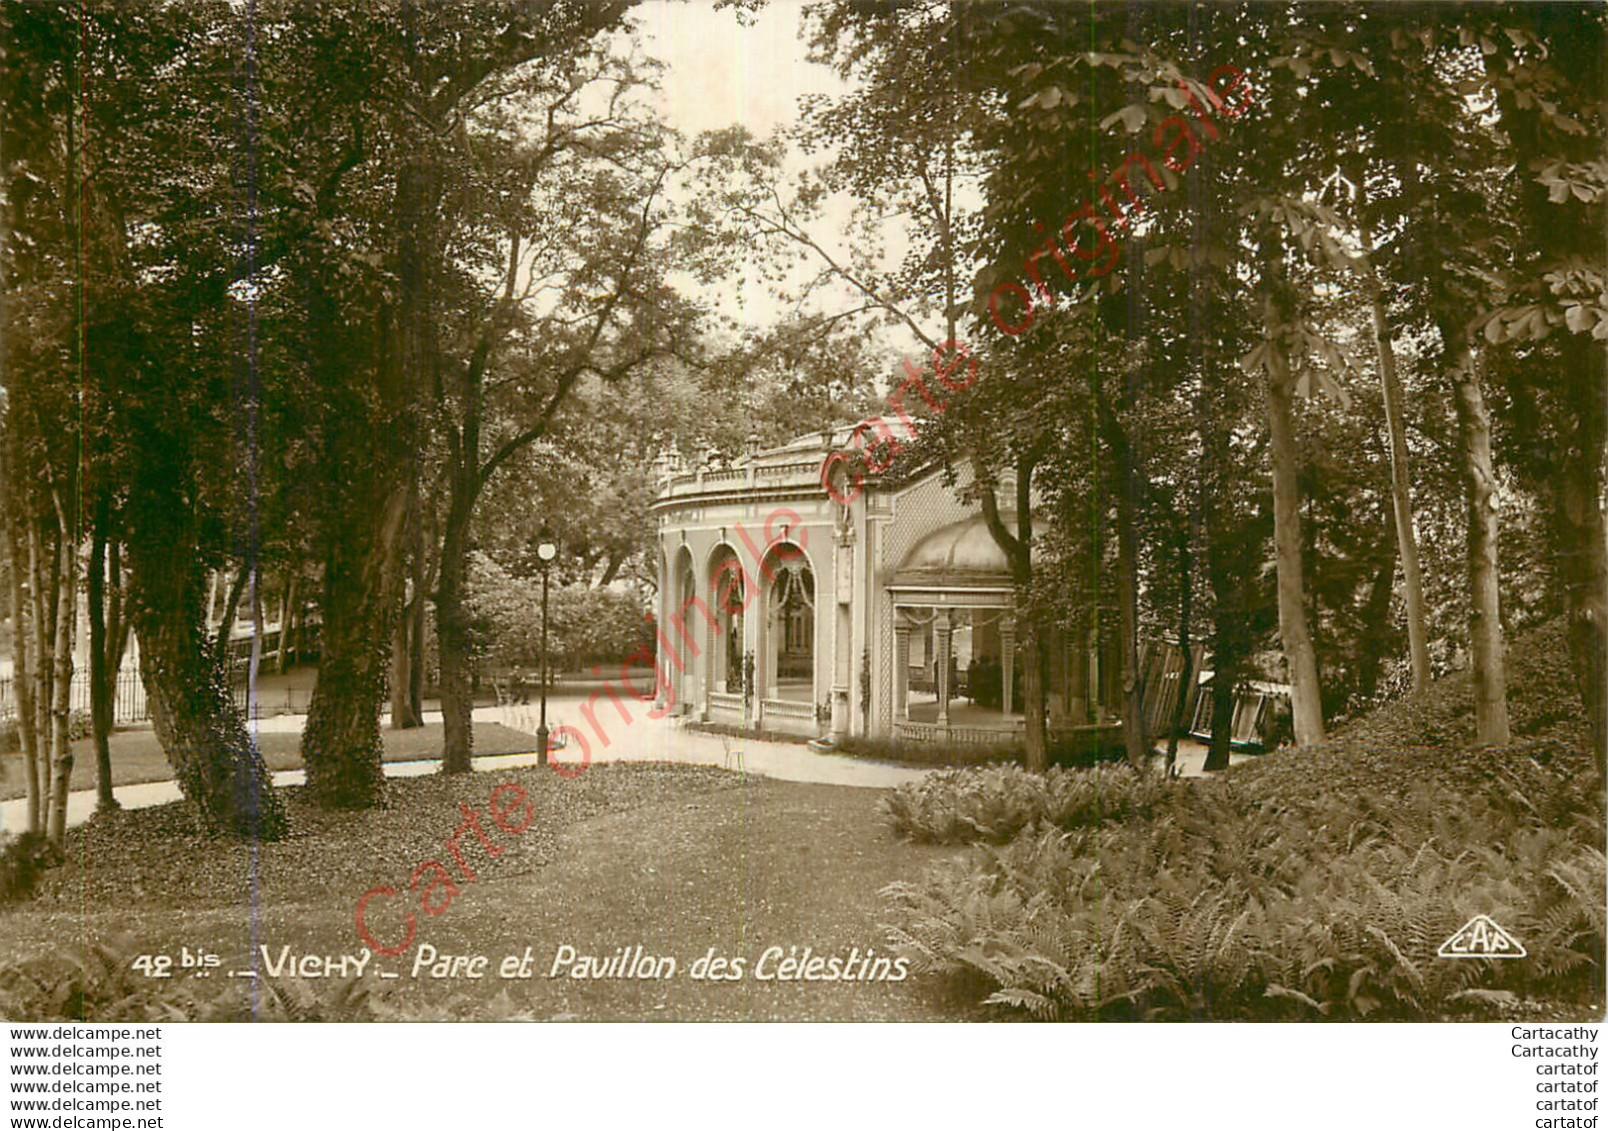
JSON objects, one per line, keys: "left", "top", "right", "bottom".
{"left": 465, "top": 552, "right": 653, "bottom": 671}
{"left": 881, "top": 763, "right": 1167, "bottom": 844}
{"left": 882, "top": 623, "right": 1603, "bottom": 1020}
{"left": 786, "top": 1, "right": 1606, "bottom": 775}
{"left": 0, "top": 833, "right": 59, "bottom": 906}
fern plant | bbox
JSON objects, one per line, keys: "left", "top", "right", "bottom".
{"left": 883, "top": 770, "right": 1607, "bottom": 1021}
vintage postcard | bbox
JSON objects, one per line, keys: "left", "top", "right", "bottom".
{"left": 0, "top": 2, "right": 1602, "bottom": 1116}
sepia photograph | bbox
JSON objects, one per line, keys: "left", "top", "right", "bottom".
{"left": 0, "top": 0, "right": 1603, "bottom": 1105}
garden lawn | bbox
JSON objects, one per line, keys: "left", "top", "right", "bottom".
{"left": 0, "top": 721, "right": 539, "bottom": 802}
{"left": 0, "top": 764, "right": 968, "bottom": 1021}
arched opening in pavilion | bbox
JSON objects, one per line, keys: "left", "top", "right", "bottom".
{"left": 672, "top": 545, "right": 697, "bottom": 711}
{"left": 761, "top": 545, "right": 814, "bottom": 706}
{"left": 707, "top": 544, "right": 746, "bottom": 696}
{"left": 887, "top": 514, "right": 1035, "bottom": 742}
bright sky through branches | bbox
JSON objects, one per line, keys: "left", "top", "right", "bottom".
{"left": 638, "top": 0, "right": 915, "bottom": 352}
{"left": 641, "top": 0, "right": 842, "bottom": 140}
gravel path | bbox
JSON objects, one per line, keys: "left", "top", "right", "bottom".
{"left": 1, "top": 703, "right": 929, "bottom": 836}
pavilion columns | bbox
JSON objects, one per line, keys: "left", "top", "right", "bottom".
{"left": 831, "top": 526, "right": 854, "bottom": 740}
{"left": 668, "top": 559, "right": 700, "bottom": 720}
{"left": 654, "top": 550, "right": 670, "bottom": 714}
{"left": 893, "top": 613, "right": 911, "bottom": 722}
{"left": 935, "top": 611, "right": 953, "bottom": 727}
{"left": 703, "top": 577, "right": 717, "bottom": 721}
{"left": 746, "top": 581, "right": 763, "bottom": 730}
{"left": 1001, "top": 620, "right": 1016, "bottom": 717}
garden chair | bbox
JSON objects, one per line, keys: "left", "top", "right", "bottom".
{"left": 719, "top": 734, "right": 744, "bottom": 775}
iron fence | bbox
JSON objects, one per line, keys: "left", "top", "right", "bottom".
{"left": 0, "top": 669, "right": 149, "bottom": 726}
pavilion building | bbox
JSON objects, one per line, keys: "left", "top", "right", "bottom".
{"left": 650, "top": 426, "right": 1145, "bottom": 746}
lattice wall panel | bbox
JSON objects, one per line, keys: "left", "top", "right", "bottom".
{"left": 872, "top": 469, "right": 980, "bottom": 736}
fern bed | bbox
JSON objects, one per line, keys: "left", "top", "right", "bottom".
{"left": 877, "top": 622, "right": 1605, "bottom": 1022}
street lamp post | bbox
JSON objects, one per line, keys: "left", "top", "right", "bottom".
{"left": 536, "top": 530, "right": 558, "bottom": 767}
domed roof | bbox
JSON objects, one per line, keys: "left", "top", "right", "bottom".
{"left": 890, "top": 513, "right": 1036, "bottom": 589}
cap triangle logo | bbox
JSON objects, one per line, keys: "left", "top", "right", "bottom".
{"left": 1437, "top": 914, "right": 1526, "bottom": 959}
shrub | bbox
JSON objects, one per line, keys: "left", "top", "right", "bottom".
{"left": 67, "top": 709, "right": 93, "bottom": 742}
{"left": 885, "top": 798, "right": 1605, "bottom": 1021}
{"left": 0, "top": 711, "right": 95, "bottom": 753}
{"left": 879, "top": 763, "right": 1168, "bottom": 845}
{"left": 467, "top": 554, "right": 654, "bottom": 671}
{"left": 1326, "top": 619, "right": 1588, "bottom": 756}
{"left": 1046, "top": 726, "right": 1130, "bottom": 768}
{"left": 838, "top": 734, "right": 1021, "bottom": 768}
{"left": 836, "top": 729, "right": 1124, "bottom": 770}
{"left": 0, "top": 833, "right": 60, "bottom": 905}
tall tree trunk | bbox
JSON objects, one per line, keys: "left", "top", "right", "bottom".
{"left": 1113, "top": 466, "right": 1148, "bottom": 771}
{"left": 28, "top": 519, "right": 56, "bottom": 812}
{"left": 1, "top": 424, "right": 39, "bottom": 830}
{"left": 437, "top": 482, "right": 477, "bottom": 774}
{"left": 389, "top": 476, "right": 423, "bottom": 729}
{"left": 1164, "top": 516, "right": 1194, "bottom": 778}
{"left": 45, "top": 503, "right": 76, "bottom": 847}
{"left": 1262, "top": 285, "right": 1326, "bottom": 746}
{"left": 408, "top": 556, "right": 428, "bottom": 722}
{"left": 126, "top": 519, "right": 287, "bottom": 839}
{"left": 1354, "top": 549, "right": 1399, "bottom": 706}
{"left": 1349, "top": 188, "right": 1434, "bottom": 695}
{"left": 301, "top": 486, "right": 407, "bottom": 809}
{"left": 388, "top": 591, "right": 417, "bottom": 728}
{"left": 597, "top": 551, "right": 624, "bottom": 589}
{"left": 1198, "top": 357, "right": 1240, "bottom": 774}
{"left": 1201, "top": 512, "right": 1242, "bottom": 776}
{"left": 9, "top": 532, "right": 41, "bottom": 834}
{"left": 977, "top": 457, "right": 1046, "bottom": 772}
{"left": 1489, "top": 24, "right": 1606, "bottom": 769}
{"left": 1553, "top": 334, "right": 1607, "bottom": 773}
{"left": 206, "top": 570, "right": 220, "bottom": 631}
{"left": 87, "top": 518, "right": 119, "bottom": 812}
{"left": 302, "top": 144, "right": 435, "bottom": 804}
{"left": 408, "top": 480, "right": 440, "bottom": 725}
{"left": 436, "top": 233, "right": 529, "bottom": 774}
{"left": 1019, "top": 618, "right": 1049, "bottom": 770}
{"left": 277, "top": 568, "right": 301, "bottom": 675}
{"left": 1207, "top": 674, "right": 1236, "bottom": 773}
{"left": 110, "top": 539, "right": 131, "bottom": 675}
{"left": 1066, "top": 619, "right": 1089, "bottom": 724}
{"left": 246, "top": 564, "right": 265, "bottom": 714}
{"left": 211, "top": 564, "right": 249, "bottom": 672}
{"left": 1094, "top": 383, "right": 1149, "bottom": 771}
{"left": 1366, "top": 267, "right": 1432, "bottom": 693}
{"left": 273, "top": 569, "right": 291, "bottom": 671}
{"left": 1444, "top": 327, "right": 1511, "bottom": 745}
{"left": 106, "top": 538, "right": 128, "bottom": 789}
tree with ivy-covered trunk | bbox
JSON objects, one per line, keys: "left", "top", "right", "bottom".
{"left": 248, "top": 2, "right": 646, "bottom": 800}
{"left": 2, "top": 2, "right": 289, "bottom": 838}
